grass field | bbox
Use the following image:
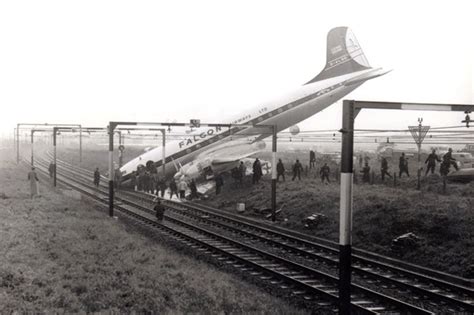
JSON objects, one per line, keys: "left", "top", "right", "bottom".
{"left": 204, "top": 157, "right": 474, "bottom": 278}
{"left": 37, "top": 144, "right": 474, "bottom": 278}
{"left": 0, "top": 148, "right": 309, "bottom": 314}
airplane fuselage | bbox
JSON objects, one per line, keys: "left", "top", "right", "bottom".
{"left": 120, "top": 67, "right": 386, "bottom": 179}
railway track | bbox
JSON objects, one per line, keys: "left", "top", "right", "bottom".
{"left": 36, "top": 153, "right": 473, "bottom": 314}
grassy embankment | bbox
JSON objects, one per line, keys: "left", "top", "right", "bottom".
{"left": 54, "top": 145, "right": 473, "bottom": 278}
{"left": 205, "top": 152, "right": 474, "bottom": 279}
{"left": 0, "top": 149, "right": 308, "bottom": 314}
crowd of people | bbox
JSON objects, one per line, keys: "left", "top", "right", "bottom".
{"left": 358, "top": 147, "right": 460, "bottom": 184}
{"left": 97, "top": 147, "right": 462, "bottom": 207}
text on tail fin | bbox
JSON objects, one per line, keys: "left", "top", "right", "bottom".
{"left": 306, "top": 27, "right": 371, "bottom": 84}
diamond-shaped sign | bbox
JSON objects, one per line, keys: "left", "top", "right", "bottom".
{"left": 408, "top": 126, "right": 430, "bottom": 145}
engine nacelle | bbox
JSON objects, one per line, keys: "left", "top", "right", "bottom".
{"left": 289, "top": 125, "right": 300, "bottom": 136}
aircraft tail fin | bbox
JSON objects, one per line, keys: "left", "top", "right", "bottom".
{"left": 306, "top": 27, "right": 371, "bottom": 84}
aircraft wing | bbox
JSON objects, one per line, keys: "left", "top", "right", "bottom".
{"left": 210, "top": 150, "right": 261, "bottom": 165}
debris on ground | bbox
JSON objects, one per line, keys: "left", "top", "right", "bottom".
{"left": 391, "top": 232, "right": 423, "bottom": 252}
{"left": 303, "top": 213, "right": 327, "bottom": 229}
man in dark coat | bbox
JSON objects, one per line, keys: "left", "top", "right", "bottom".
{"left": 361, "top": 162, "right": 371, "bottom": 183}
{"left": 399, "top": 153, "right": 409, "bottom": 177}
{"left": 154, "top": 199, "right": 166, "bottom": 221}
{"left": 320, "top": 163, "right": 330, "bottom": 184}
{"left": 292, "top": 159, "right": 303, "bottom": 181}
{"left": 48, "top": 162, "right": 54, "bottom": 178}
{"left": 252, "top": 158, "right": 262, "bottom": 184}
{"left": 189, "top": 179, "right": 198, "bottom": 200}
{"left": 425, "top": 149, "right": 441, "bottom": 176}
{"left": 381, "top": 157, "right": 392, "bottom": 180}
{"left": 215, "top": 173, "right": 224, "bottom": 195}
{"left": 309, "top": 150, "right": 316, "bottom": 169}
{"left": 276, "top": 159, "right": 285, "bottom": 181}
{"left": 238, "top": 161, "right": 246, "bottom": 185}
{"left": 169, "top": 178, "right": 179, "bottom": 199}
{"left": 440, "top": 148, "right": 459, "bottom": 176}
{"left": 93, "top": 168, "right": 101, "bottom": 187}
{"left": 130, "top": 171, "right": 137, "bottom": 190}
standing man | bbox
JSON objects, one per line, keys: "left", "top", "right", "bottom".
{"left": 215, "top": 173, "right": 224, "bottom": 195}
{"left": 159, "top": 179, "right": 167, "bottom": 198}
{"left": 381, "top": 156, "right": 392, "bottom": 181}
{"left": 238, "top": 161, "right": 246, "bottom": 185}
{"left": 130, "top": 171, "right": 137, "bottom": 191}
{"left": 361, "top": 162, "right": 371, "bottom": 183}
{"left": 28, "top": 167, "right": 40, "bottom": 198}
{"left": 425, "top": 149, "right": 441, "bottom": 176}
{"left": 178, "top": 178, "right": 188, "bottom": 199}
{"left": 276, "top": 159, "right": 285, "bottom": 182}
{"left": 441, "top": 148, "right": 459, "bottom": 175}
{"left": 292, "top": 159, "right": 303, "bottom": 181}
{"left": 320, "top": 163, "right": 330, "bottom": 184}
{"left": 114, "top": 168, "right": 122, "bottom": 190}
{"left": 93, "top": 167, "right": 101, "bottom": 188}
{"left": 143, "top": 171, "right": 151, "bottom": 193}
{"left": 309, "top": 150, "right": 316, "bottom": 169}
{"left": 48, "top": 162, "right": 54, "bottom": 179}
{"left": 151, "top": 172, "right": 159, "bottom": 195}
{"left": 169, "top": 178, "right": 178, "bottom": 199}
{"left": 399, "top": 153, "right": 410, "bottom": 178}
{"left": 252, "top": 158, "right": 262, "bottom": 184}
{"left": 189, "top": 179, "right": 198, "bottom": 200}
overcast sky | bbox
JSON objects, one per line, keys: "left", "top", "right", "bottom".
{"left": 1, "top": 0, "right": 473, "bottom": 139}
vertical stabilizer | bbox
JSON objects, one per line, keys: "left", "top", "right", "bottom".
{"left": 306, "top": 27, "right": 371, "bottom": 84}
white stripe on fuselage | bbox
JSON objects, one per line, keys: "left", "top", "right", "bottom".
{"left": 120, "top": 69, "right": 375, "bottom": 177}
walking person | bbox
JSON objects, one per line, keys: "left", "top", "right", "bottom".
{"left": 381, "top": 156, "right": 392, "bottom": 181}
{"left": 320, "top": 163, "right": 330, "bottom": 184}
{"left": 292, "top": 159, "right": 303, "bottom": 181}
{"left": 28, "top": 167, "right": 40, "bottom": 198}
{"left": 276, "top": 159, "right": 285, "bottom": 182}
{"left": 399, "top": 153, "right": 410, "bottom": 178}
{"left": 153, "top": 199, "right": 166, "bottom": 222}
{"left": 169, "top": 178, "right": 179, "bottom": 200}
{"left": 441, "top": 148, "right": 459, "bottom": 175}
{"left": 93, "top": 167, "right": 101, "bottom": 188}
{"left": 425, "top": 149, "right": 441, "bottom": 176}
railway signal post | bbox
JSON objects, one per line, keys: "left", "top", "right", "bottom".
{"left": 339, "top": 99, "right": 474, "bottom": 314}
{"left": 408, "top": 118, "right": 430, "bottom": 190}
